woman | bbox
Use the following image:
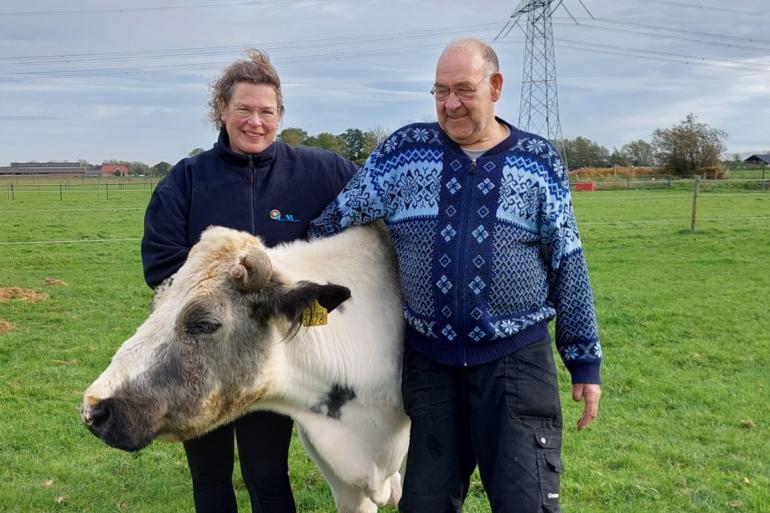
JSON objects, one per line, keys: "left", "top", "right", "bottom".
{"left": 141, "top": 49, "right": 357, "bottom": 513}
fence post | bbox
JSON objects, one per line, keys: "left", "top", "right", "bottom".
{"left": 763, "top": 168, "right": 767, "bottom": 191}
{"left": 10, "top": 183, "right": 14, "bottom": 200}
{"left": 59, "top": 184, "right": 63, "bottom": 201}
{"left": 691, "top": 176, "right": 700, "bottom": 233}
{"left": 105, "top": 183, "right": 109, "bottom": 200}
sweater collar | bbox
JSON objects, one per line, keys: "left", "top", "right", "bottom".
{"left": 437, "top": 116, "right": 519, "bottom": 157}
{"left": 214, "top": 129, "right": 278, "bottom": 167}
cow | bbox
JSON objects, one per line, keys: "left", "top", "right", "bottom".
{"left": 80, "top": 223, "right": 409, "bottom": 513}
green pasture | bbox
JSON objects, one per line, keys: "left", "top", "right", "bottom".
{"left": 0, "top": 181, "right": 768, "bottom": 512}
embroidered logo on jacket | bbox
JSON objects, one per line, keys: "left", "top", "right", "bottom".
{"left": 269, "top": 209, "right": 301, "bottom": 223}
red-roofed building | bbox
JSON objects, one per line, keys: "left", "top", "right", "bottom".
{"left": 101, "top": 164, "right": 128, "bottom": 176}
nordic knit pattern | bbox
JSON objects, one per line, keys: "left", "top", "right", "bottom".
{"left": 309, "top": 120, "right": 601, "bottom": 383}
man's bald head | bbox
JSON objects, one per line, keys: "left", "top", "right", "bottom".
{"left": 441, "top": 38, "right": 500, "bottom": 77}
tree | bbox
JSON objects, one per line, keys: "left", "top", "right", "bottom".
{"left": 610, "top": 148, "right": 630, "bottom": 167}
{"left": 189, "top": 148, "right": 205, "bottom": 157}
{"left": 652, "top": 113, "right": 727, "bottom": 177}
{"left": 150, "top": 161, "right": 171, "bottom": 177}
{"left": 278, "top": 128, "right": 308, "bottom": 145}
{"left": 368, "top": 125, "right": 391, "bottom": 146}
{"left": 305, "top": 132, "right": 344, "bottom": 155}
{"left": 361, "top": 131, "right": 379, "bottom": 162}
{"left": 339, "top": 128, "right": 368, "bottom": 164}
{"left": 128, "top": 161, "right": 150, "bottom": 176}
{"left": 620, "top": 139, "right": 656, "bottom": 167}
{"left": 560, "top": 137, "right": 610, "bottom": 169}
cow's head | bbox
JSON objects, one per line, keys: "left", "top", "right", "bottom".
{"left": 80, "top": 226, "right": 349, "bottom": 451}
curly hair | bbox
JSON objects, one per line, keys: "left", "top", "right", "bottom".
{"left": 208, "top": 49, "right": 284, "bottom": 131}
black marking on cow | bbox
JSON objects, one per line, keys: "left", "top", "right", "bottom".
{"left": 278, "top": 281, "right": 351, "bottom": 337}
{"left": 310, "top": 384, "right": 356, "bottom": 420}
{"left": 181, "top": 302, "right": 222, "bottom": 336}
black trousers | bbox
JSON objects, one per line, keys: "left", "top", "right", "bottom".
{"left": 399, "top": 336, "right": 563, "bottom": 513}
{"left": 183, "top": 410, "right": 296, "bottom": 513}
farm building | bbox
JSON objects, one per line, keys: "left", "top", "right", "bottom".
{"left": 744, "top": 154, "right": 770, "bottom": 166}
{"left": 0, "top": 161, "right": 90, "bottom": 177}
{"left": 100, "top": 164, "right": 128, "bottom": 176}
{"left": 0, "top": 161, "right": 129, "bottom": 177}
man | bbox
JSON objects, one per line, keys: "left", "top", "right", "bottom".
{"left": 309, "top": 38, "right": 601, "bottom": 513}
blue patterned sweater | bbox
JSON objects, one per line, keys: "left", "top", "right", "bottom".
{"left": 309, "top": 119, "right": 601, "bottom": 384}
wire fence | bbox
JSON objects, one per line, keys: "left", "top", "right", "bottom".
{"left": 1, "top": 176, "right": 768, "bottom": 199}
{"left": 570, "top": 176, "right": 770, "bottom": 192}
{"left": 0, "top": 177, "right": 767, "bottom": 246}
{"left": 1, "top": 181, "right": 157, "bottom": 200}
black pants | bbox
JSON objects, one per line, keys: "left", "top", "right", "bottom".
{"left": 183, "top": 410, "right": 296, "bottom": 513}
{"left": 399, "top": 336, "right": 563, "bottom": 513}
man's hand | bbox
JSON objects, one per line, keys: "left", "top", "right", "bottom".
{"left": 572, "top": 383, "right": 601, "bottom": 431}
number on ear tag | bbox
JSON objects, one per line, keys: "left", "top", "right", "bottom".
{"left": 302, "top": 299, "right": 328, "bottom": 327}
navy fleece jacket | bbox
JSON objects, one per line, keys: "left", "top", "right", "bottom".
{"left": 142, "top": 131, "right": 357, "bottom": 288}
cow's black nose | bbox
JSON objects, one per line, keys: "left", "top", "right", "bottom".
{"left": 82, "top": 396, "right": 154, "bottom": 452}
{"left": 89, "top": 401, "right": 112, "bottom": 431}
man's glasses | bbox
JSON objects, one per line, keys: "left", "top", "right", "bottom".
{"left": 431, "top": 74, "right": 490, "bottom": 102}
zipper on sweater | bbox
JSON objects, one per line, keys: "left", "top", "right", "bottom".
{"left": 456, "top": 158, "right": 477, "bottom": 367}
{"left": 248, "top": 156, "right": 256, "bottom": 234}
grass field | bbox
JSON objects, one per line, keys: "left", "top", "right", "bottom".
{"left": 1, "top": 178, "right": 768, "bottom": 512}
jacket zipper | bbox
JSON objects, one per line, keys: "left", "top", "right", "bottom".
{"left": 248, "top": 156, "right": 256, "bottom": 234}
{"left": 456, "top": 158, "right": 477, "bottom": 366}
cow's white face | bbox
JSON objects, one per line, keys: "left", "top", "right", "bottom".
{"left": 81, "top": 227, "right": 349, "bottom": 451}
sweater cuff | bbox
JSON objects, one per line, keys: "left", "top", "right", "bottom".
{"left": 567, "top": 361, "right": 602, "bottom": 384}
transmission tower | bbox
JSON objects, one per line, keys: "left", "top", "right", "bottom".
{"left": 496, "top": 1, "right": 593, "bottom": 155}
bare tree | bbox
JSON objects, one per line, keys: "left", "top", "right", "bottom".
{"left": 652, "top": 114, "right": 727, "bottom": 177}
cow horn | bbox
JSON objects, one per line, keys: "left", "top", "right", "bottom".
{"left": 229, "top": 247, "right": 272, "bottom": 292}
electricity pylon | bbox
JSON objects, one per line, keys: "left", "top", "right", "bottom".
{"left": 496, "top": 0, "right": 592, "bottom": 160}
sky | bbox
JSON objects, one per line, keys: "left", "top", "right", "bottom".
{"left": 1, "top": 0, "right": 769, "bottom": 166}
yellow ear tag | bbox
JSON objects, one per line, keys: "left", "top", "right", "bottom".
{"left": 301, "top": 300, "right": 328, "bottom": 327}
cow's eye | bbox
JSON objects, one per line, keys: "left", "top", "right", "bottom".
{"left": 186, "top": 319, "right": 222, "bottom": 336}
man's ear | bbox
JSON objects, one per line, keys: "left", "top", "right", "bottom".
{"left": 277, "top": 281, "right": 351, "bottom": 321}
{"left": 490, "top": 72, "right": 503, "bottom": 102}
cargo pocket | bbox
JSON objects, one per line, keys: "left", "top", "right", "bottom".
{"left": 498, "top": 342, "right": 561, "bottom": 420}
{"left": 535, "top": 430, "right": 562, "bottom": 512}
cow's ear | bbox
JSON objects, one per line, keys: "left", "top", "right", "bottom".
{"left": 278, "top": 281, "right": 351, "bottom": 321}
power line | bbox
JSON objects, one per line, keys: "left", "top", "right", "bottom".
{"left": 553, "top": 37, "right": 770, "bottom": 72}
{"left": 4, "top": 33, "right": 768, "bottom": 81}
{"left": 2, "top": 9, "right": 769, "bottom": 80}
{"left": 5, "top": 14, "right": 769, "bottom": 71}
{"left": 642, "top": 0, "right": 768, "bottom": 17}
{"left": 566, "top": 16, "right": 770, "bottom": 47}
{"left": 0, "top": 21, "right": 505, "bottom": 64}
{"left": 0, "top": 1, "right": 313, "bottom": 17}
{"left": 0, "top": 42, "right": 460, "bottom": 80}
{"left": 552, "top": 17, "right": 770, "bottom": 52}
